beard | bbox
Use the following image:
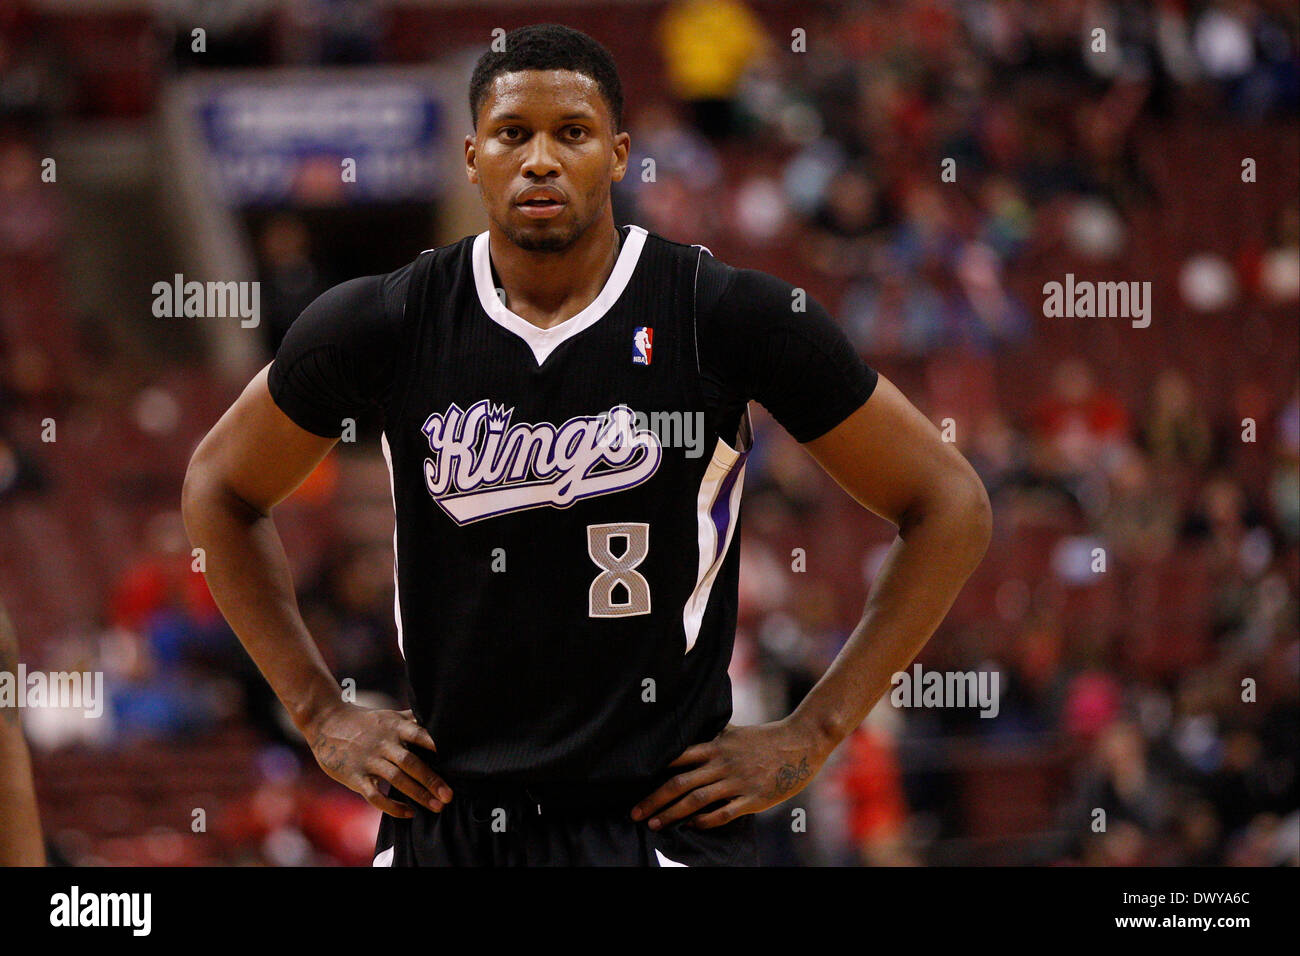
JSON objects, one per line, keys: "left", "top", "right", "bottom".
{"left": 495, "top": 198, "right": 600, "bottom": 253}
{"left": 507, "top": 224, "right": 581, "bottom": 252}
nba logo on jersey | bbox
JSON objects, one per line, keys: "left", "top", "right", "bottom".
{"left": 632, "top": 326, "right": 653, "bottom": 365}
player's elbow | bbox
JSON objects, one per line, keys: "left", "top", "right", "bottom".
{"left": 946, "top": 465, "right": 994, "bottom": 563}
{"left": 905, "top": 459, "right": 993, "bottom": 565}
{"left": 182, "top": 437, "right": 268, "bottom": 540}
{"left": 180, "top": 445, "right": 215, "bottom": 538}
{"left": 181, "top": 438, "right": 236, "bottom": 540}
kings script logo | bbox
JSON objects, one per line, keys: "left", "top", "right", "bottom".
{"left": 420, "top": 399, "right": 662, "bottom": 524}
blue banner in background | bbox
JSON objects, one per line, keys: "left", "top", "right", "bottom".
{"left": 198, "top": 80, "right": 444, "bottom": 206}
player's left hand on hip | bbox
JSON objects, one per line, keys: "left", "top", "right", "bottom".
{"left": 630, "top": 718, "right": 827, "bottom": 831}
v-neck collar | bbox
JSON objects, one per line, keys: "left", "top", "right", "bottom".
{"left": 472, "top": 224, "right": 648, "bottom": 366}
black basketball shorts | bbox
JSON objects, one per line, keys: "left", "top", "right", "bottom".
{"left": 371, "top": 775, "right": 759, "bottom": 867}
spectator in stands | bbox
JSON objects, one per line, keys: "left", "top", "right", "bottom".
{"left": 277, "top": 0, "right": 383, "bottom": 66}
{"left": 109, "top": 512, "right": 219, "bottom": 639}
{"left": 1032, "top": 358, "right": 1131, "bottom": 480}
{"left": 977, "top": 175, "right": 1035, "bottom": 260}
{"left": 1099, "top": 447, "right": 1179, "bottom": 564}
{"left": 1141, "top": 369, "right": 1214, "bottom": 470}
{"left": 1271, "top": 388, "right": 1300, "bottom": 542}
{"left": 0, "top": 29, "right": 64, "bottom": 132}
{"left": 256, "top": 213, "right": 330, "bottom": 356}
{"left": 890, "top": 181, "right": 962, "bottom": 275}
{"left": 945, "top": 240, "right": 1033, "bottom": 352}
{"left": 0, "top": 430, "right": 48, "bottom": 499}
{"left": 840, "top": 253, "right": 943, "bottom": 358}
{"left": 627, "top": 99, "right": 722, "bottom": 189}
{"left": 1054, "top": 718, "right": 1177, "bottom": 863}
{"left": 658, "top": 0, "right": 770, "bottom": 139}
{"left": 757, "top": 580, "right": 848, "bottom": 720}
{"left": 1190, "top": 475, "right": 1256, "bottom": 569}
{"left": 106, "top": 512, "right": 233, "bottom": 739}
{"left": 1259, "top": 203, "right": 1299, "bottom": 304}
{"left": 1192, "top": 0, "right": 1300, "bottom": 118}
{"left": 0, "top": 135, "right": 61, "bottom": 259}
{"left": 964, "top": 409, "right": 1032, "bottom": 500}
{"left": 619, "top": 101, "right": 725, "bottom": 242}
{"left": 837, "top": 717, "right": 916, "bottom": 866}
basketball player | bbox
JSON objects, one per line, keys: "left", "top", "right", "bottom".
{"left": 0, "top": 603, "right": 45, "bottom": 865}
{"left": 182, "top": 24, "right": 992, "bottom": 866}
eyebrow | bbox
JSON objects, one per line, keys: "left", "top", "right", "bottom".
{"left": 490, "top": 111, "right": 596, "bottom": 122}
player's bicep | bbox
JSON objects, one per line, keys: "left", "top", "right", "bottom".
{"left": 802, "top": 374, "right": 985, "bottom": 529}
{"left": 187, "top": 364, "right": 338, "bottom": 515}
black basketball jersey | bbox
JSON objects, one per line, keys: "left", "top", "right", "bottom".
{"left": 268, "top": 223, "right": 878, "bottom": 787}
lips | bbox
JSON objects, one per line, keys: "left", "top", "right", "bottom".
{"left": 515, "top": 186, "right": 568, "bottom": 219}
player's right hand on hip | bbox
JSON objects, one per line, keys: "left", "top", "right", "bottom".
{"left": 304, "top": 704, "right": 452, "bottom": 817}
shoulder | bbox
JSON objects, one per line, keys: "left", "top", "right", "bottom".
{"left": 393, "top": 234, "right": 478, "bottom": 301}
{"left": 285, "top": 235, "right": 476, "bottom": 347}
{"left": 636, "top": 233, "right": 802, "bottom": 316}
{"left": 399, "top": 233, "right": 488, "bottom": 317}
{"left": 635, "top": 225, "right": 712, "bottom": 256}
{"left": 632, "top": 226, "right": 719, "bottom": 274}
{"left": 415, "top": 234, "right": 477, "bottom": 274}
{"left": 279, "top": 270, "right": 400, "bottom": 356}
{"left": 626, "top": 228, "right": 751, "bottom": 316}
{"left": 691, "top": 251, "right": 804, "bottom": 328}
{"left": 268, "top": 258, "right": 417, "bottom": 412}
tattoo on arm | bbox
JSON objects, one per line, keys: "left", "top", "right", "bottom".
{"left": 313, "top": 734, "right": 345, "bottom": 776}
{"left": 775, "top": 756, "right": 811, "bottom": 794}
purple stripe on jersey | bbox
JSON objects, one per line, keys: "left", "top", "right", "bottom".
{"left": 709, "top": 451, "right": 748, "bottom": 562}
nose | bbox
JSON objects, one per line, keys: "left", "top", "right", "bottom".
{"left": 521, "top": 132, "right": 561, "bottom": 179}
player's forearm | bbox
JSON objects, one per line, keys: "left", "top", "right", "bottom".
{"left": 0, "top": 617, "right": 45, "bottom": 865}
{"left": 789, "top": 475, "right": 992, "bottom": 755}
{"left": 181, "top": 478, "right": 344, "bottom": 735}
{"left": 0, "top": 727, "right": 46, "bottom": 865}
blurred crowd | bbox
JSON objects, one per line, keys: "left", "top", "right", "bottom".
{"left": 1, "top": 0, "right": 1297, "bottom": 866}
{"left": 629, "top": 0, "right": 1299, "bottom": 867}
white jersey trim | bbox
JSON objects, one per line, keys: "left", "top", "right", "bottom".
{"left": 471, "top": 225, "right": 648, "bottom": 366}
{"left": 682, "top": 407, "right": 753, "bottom": 653}
{"left": 380, "top": 432, "right": 405, "bottom": 659}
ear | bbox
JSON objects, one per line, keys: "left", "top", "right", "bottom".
{"left": 610, "top": 130, "right": 630, "bottom": 183}
{"left": 464, "top": 133, "right": 478, "bottom": 185}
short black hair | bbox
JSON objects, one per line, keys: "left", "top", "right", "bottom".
{"left": 468, "top": 24, "right": 624, "bottom": 132}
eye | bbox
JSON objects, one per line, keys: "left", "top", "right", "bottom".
{"left": 499, "top": 126, "right": 523, "bottom": 142}
{"left": 564, "top": 126, "right": 588, "bottom": 141}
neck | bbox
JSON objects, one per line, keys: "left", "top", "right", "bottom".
{"left": 487, "top": 213, "right": 621, "bottom": 330}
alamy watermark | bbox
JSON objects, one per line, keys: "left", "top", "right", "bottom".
{"left": 1042, "top": 273, "right": 1151, "bottom": 328}
{"left": 592, "top": 407, "right": 707, "bottom": 459}
{"left": 152, "top": 274, "right": 260, "bottom": 328}
{"left": 890, "top": 664, "right": 1000, "bottom": 718}
{"left": 50, "top": 886, "right": 151, "bottom": 936}
{"left": 0, "top": 666, "right": 104, "bottom": 718}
